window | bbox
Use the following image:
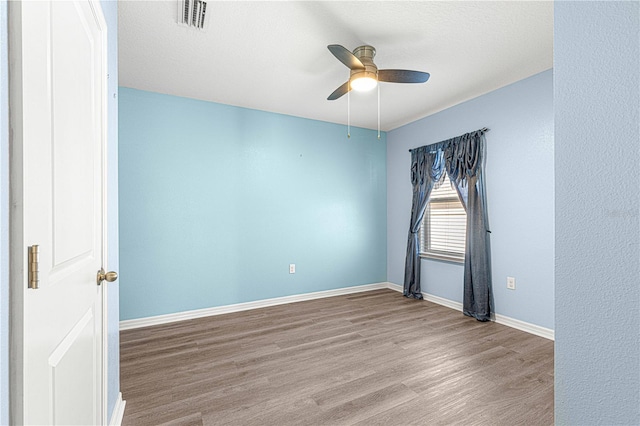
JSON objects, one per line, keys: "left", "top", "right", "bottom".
{"left": 420, "top": 171, "right": 466, "bottom": 262}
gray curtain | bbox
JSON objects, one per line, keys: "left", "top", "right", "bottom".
{"left": 445, "top": 131, "right": 493, "bottom": 321}
{"left": 403, "top": 129, "right": 493, "bottom": 321}
{"left": 403, "top": 147, "right": 444, "bottom": 299}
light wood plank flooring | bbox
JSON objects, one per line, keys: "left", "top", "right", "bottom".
{"left": 120, "top": 289, "right": 553, "bottom": 425}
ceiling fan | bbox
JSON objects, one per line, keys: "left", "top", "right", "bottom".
{"left": 327, "top": 44, "right": 430, "bottom": 100}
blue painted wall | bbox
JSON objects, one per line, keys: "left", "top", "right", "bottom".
{"left": 0, "top": 2, "right": 9, "bottom": 424}
{"left": 99, "top": 0, "right": 120, "bottom": 422}
{"left": 387, "top": 70, "right": 554, "bottom": 330}
{"left": 118, "top": 88, "right": 387, "bottom": 320}
{"left": 554, "top": 2, "right": 639, "bottom": 424}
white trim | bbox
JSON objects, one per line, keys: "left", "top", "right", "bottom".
{"left": 424, "top": 292, "right": 464, "bottom": 312}
{"left": 101, "top": 281, "right": 108, "bottom": 426}
{"left": 8, "top": 1, "right": 26, "bottom": 423}
{"left": 108, "top": 392, "right": 126, "bottom": 426}
{"left": 120, "top": 281, "right": 553, "bottom": 341}
{"left": 95, "top": 0, "right": 109, "bottom": 422}
{"left": 0, "top": 2, "right": 10, "bottom": 424}
{"left": 386, "top": 282, "right": 554, "bottom": 340}
{"left": 494, "top": 313, "right": 554, "bottom": 341}
{"left": 386, "top": 282, "right": 404, "bottom": 294}
{"left": 120, "top": 282, "right": 389, "bottom": 330}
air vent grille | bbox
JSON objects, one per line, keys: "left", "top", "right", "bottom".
{"left": 178, "top": 0, "right": 207, "bottom": 30}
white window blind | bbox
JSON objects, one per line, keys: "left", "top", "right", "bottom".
{"left": 420, "top": 172, "right": 467, "bottom": 262}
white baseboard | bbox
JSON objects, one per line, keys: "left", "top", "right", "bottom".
{"left": 120, "top": 281, "right": 553, "bottom": 341}
{"left": 494, "top": 313, "right": 554, "bottom": 341}
{"left": 108, "top": 392, "right": 126, "bottom": 426}
{"left": 385, "top": 282, "right": 554, "bottom": 340}
{"left": 386, "top": 282, "right": 404, "bottom": 294}
{"left": 120, "top": 282, "right": 388, "bottom": 331}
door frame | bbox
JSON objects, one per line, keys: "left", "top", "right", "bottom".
{"left": 7, "top": 1, "right": 110, "bottom": 423}
{"left": 0, "top": 1, "right": 9, "bottom": 425}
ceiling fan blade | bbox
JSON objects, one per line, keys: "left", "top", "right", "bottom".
{"left": 328, "top": 45, "right": 365, "bottom": 70}
{"left": 378, "top": 69, "right": 430, "bottom": 84}
{"left": 327, "top": 81, "right": 351, "bottom": 100}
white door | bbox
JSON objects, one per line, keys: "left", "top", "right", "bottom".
{"left": 10, "top": 1, "right": 109, "bottom": 424}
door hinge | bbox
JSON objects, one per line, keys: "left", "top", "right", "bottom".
{"left": 28, "top": 245, "right": 39, "bottom": 289}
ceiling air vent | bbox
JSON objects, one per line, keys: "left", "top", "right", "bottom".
{"left": 178, "top": 0, "right": 207, "bottom": 30}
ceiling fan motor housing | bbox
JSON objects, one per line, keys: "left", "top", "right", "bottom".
{"left": 350, "top": 45, "right": 378, "bottom": 85}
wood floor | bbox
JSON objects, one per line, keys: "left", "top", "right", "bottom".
{"left": 120, "top": 289, "right": 554, "bottom": 426}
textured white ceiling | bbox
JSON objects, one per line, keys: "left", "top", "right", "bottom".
{"left": 119, "top": 1, "right": 553, "bottom": 131}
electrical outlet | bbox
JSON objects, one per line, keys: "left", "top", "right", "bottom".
{"left": 507, "top": 276, "right": 516, "bottom": 290}
{"left": 289, "top": 264, "right": 295, "bottom": 274}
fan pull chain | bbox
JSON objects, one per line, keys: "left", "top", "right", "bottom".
{"left": 347, "top": 89, "right": 351, "bottom": 138}
{"left": 377, "top": 83, "right": 381, "bottom": 140}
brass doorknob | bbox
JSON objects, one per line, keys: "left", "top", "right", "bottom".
{"left": 97, "top": 268, "right": 118, "bottom": 285}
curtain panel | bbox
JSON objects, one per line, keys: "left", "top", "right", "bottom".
{"left": 403, "top": 147, "right": 444, "bottom": 299}
{"left": 403, "top": 129, "right": 493, "bottom": 321}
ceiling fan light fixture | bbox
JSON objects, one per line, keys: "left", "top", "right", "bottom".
{"left": 327, "top": 44, "right": 430, "bottom": 100}
{"left": 350, "top": 72, "right": 378, "bottom": 92}
{"left": 327, "top": 44, "right": 431, "bottom": 139}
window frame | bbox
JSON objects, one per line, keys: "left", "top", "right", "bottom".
{"left": 419, "top": 173, "right": 466, "bottom": 264}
